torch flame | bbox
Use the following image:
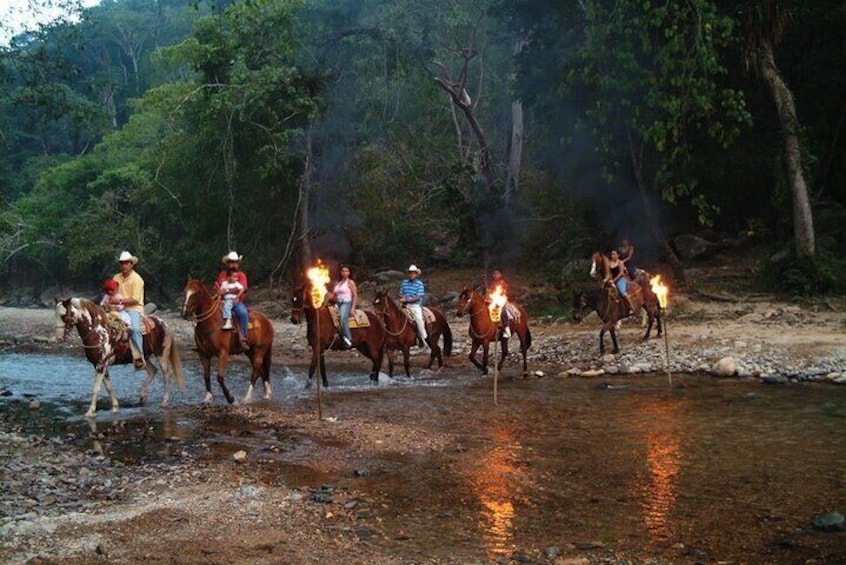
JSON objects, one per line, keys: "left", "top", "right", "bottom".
{"left": 307, "top": 263, "right": 331, "bottom": 308}
{"left": 650, "top": 275, "right": 669, "bottom": 309}
{"left": 488, "top": 284, "right": 507, "bottom": 322}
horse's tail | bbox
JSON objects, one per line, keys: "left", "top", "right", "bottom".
{"left": 525, "top": 326, "right": 532, "bottom": 350}
{"left": 442, "top": 318, "right": 453, "bottom": 357}
{"left": 165, "top": 332, "right": 186, "bottom": 391}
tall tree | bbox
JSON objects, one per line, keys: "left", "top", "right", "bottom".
{"left": 738, "top": 0, "right": 815, "bottom": 257}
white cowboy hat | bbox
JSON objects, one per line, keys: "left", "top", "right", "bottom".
{"left": 117, "top": 251, "right": 139, "bottom": 265}
{"left": 221, "top": 251, "right": 243, "bottom": 264}
{"left": 407, "top": 264, "right": 421, "bottom": 274}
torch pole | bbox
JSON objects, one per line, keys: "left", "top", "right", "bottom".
{"left": 315, "top": 307, "right": 323, "bottom": 419}
{"left": 662, "top": 308, "right": 671, "bottom": 388}
{"left": 492, "top": 337, "right": 499, "bottom": 406}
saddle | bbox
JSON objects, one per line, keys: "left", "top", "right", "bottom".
{"left": 488, "top": 303, "right": 521, "bottom": 323}
{"left": 402, "top": 306, "right": 437, "bottom": 324}
{"left": 106, "top": 312, "right": 155, "bottom": 337}
{"left": 328, "top": 305, "right": 371, "bottom": 329}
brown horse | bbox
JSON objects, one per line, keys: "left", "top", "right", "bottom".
{"left": 372, "top": 289, "right": 453, "bottom": 378}
{"left": 181, "top": 278, "right": 274, "bottom": 405}
{"left": 573, "top": 252, "right": 662, "bottom": 354}
{"left": 290, "top": 282, "right": 386, "bottom": 387}
{"left": 455, "top": 287, "right": 532, "bottom": 376}
{"left": 54, "top": 297, "right": 185, "bottom": 418}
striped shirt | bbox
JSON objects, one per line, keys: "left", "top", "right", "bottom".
{"left": 399, "top": 278, "right": 425, "bottom": 303}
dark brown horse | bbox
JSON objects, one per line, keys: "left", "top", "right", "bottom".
{"left": 55, "top": 297, "right": 185, "bottom": 418}
{"left": 372, "top": 289, "right": 453, "bottom": 378}
{"left": 573, "top": 252, "right": 662, "bottom": 354}
{"left": 455, "top": 287, "right": 532, "bottom": 376}
{"left": 181, "top": 278, "right": 274, "bottom": 404}
{"left": 290, "top": 282, "right": 386, "bottom": 387}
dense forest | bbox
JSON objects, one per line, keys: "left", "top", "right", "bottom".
{"left": 1, "top": 0, "right": 844, "bottom": 303}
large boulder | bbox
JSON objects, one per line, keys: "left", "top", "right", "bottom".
{"left": 673, "top": 234, "right": 721, "bottom": 260}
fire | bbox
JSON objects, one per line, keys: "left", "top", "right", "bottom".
{"left": 488, "top": 284, "right": 507, "bottom": 322}
{"left": 307, "top": 263, "right": 330, "bottom": 308}
{"left": 650, "top": 275, "right": 669, "bottom": 309}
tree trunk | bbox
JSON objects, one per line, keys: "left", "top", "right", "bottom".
{"left": 758, "top": 40, "right": 815, "bottom": 257}
{"left": 297, "top": 128, "right": 314, "bottom": 268}
{"left": 504, "top": 99, "right": 523, "bottom": 210}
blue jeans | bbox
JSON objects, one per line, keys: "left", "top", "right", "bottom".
{"left": 126, "top": 310, "right": 144, "bottom": 357}
{"left": 222, "top": 297, "right": 234, "bottom": 320}
{"left": 337, "top": 300, "right": 352, "bottom": 341}
{"left": 615, "top": 278, "right": 628, "bottom": 296}
{"left": 232, "top": 302, "right": 249, "bottom": 337}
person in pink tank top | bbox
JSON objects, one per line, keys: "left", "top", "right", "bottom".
{"left": 331, "top": 264, "right": 358, "bottom": 348}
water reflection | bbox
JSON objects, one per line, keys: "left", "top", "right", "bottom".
{"left": 632, "top": 397, "right": 684, "bottom": 543}
{"left": 468, "top": 424, "right": 526, "bottom": 558}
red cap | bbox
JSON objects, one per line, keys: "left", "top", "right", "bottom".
{"left": 102, "top": 279, "right": 119, "bottom": 292}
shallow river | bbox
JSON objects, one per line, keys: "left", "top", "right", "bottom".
{"left": 1, "top": 352, "right": 844, "bottom": 563}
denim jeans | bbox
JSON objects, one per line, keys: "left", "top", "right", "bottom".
{"left": 222, "top": 297, "right": 234, "bottom": 320}
{"left": 615, "top": 278, "right": 628, "bottom": 296}
{"left": 337, "top": 300, "right": 352, "bottom": 341}
{"left": 232, "top": 302, "right": 249, "bottom": 337}
{"left": 126, "top": 310, "right": 144, "bottom": 357}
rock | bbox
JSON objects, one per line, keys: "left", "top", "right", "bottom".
{"left": 674, "top": 234, "right": 722, "bottom": 259}
{"left": 232, "top": 450, "right": 247, "bottom": 463}
{"left": 533, "top": 370, "right": 545, "bottom": 378}
{"left": 812, "top": 511, "right": 845, "bottom": 532}
{"left": 580, "top": 369, "right": 605, "bottom": 377}
{"left": 374, "top": 270, "right": 405, "bottom": 284}
{"left": 760, "top": 374, "right": 789, "bottom": 385}
{"left": 566, "top": 368, "right": 582, "bottom": 376}
{"left": 711, "top": 357, "right": 737, "bottom": 377}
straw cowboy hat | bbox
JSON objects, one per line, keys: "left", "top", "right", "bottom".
{"left": 117, "top": 251, "right": 139, "bottom": 265}
{"left": 221, "top": 251, "right": 243, "bottom": 264}
{"left": 407, "top": 264, "right": 422, "bottom": 274}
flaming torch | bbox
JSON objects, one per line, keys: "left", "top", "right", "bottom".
{"left": 307, "top": 263, "right": 331, "bottom": 308}
{"left": 307, "top": 262, "right": 330, "bottom": 419}
{"left": 488, "top": 284, "right": 508, "bottom": 406}
{"left": 650, "top": 275, "right": 672, "bottom": 387}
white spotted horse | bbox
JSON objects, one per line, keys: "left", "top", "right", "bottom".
{"left": 55, "top": 297, "right": 185, "bottom": 418}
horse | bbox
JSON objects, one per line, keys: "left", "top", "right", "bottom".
{"left": 573, "top": 252, "right": 662, "bottom": 354}
{"left": 372, "top": 289, "right": 453, "bottom": 378}
{"left": 54, "top": 297, "right": 185, "bottom": 418}
{"left": 290, "top": 282, "right": 386, "bottom": 387}
{"left": 455, "top": 287, "right": 532, "bottom": 376}
{"left": 181, "top": 278, "right": 274, "bottom": 405}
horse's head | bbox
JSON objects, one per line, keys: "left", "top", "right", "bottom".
{"left": 290, "top": 285, "right": 305, "bottom": 325}
{"left": 372, "top": 289, "right": 390, "bottom": 317}
{"left": 589, "top": 252, "right": 607, "bottom": 282}
{"left": 54, "top": 297, "right": 73, "bottom": 341}
{"left": 181, "top": 278, "right": 206, "bottom": 319}
{"left": 456, "top": 286, "right": 472, "bottom": 317}
{"left": 572, "top": 289, "right": 588, "bottom": 323}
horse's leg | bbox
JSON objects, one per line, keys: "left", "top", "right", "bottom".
{"left": 386, "top": 348, "right": 395, "bottom": 378}
{"left": 426, "top": 334, "right": 440, "bottom": 369}
{"left": 320, "top": 352, "right": 329, "bottom": 388}
{"left": 468, "top": 340, "right": 484, "bottom": 373}
{"left": 201, "top": 356, "right": 214, "bottom": 404}
{"left": 402, "top": 345, "right": 411, "bottom": 378}
{"left": 610, "top": 325, "right": 620, "bottom": 354}
{"left": 305, "top": 349, "right": 318, "bottom": 389}
{"left": 521, "top": 330, "right": 529, "bottom": 376}
{"left": 643, "top": 309, "right": 655, "bottom": 340}
{"left": 139, "top": 361, "right": 158, "bottom": 406}
{"left": 371, "top": 343, "right": 385, "bottom": 383}
{"left": 261, "top": 346, "right": 273, "bottom": 399}
{"left": 599, "top": 327, "right": 606, "bottom": 354}
{"left": 481, "top": 341, "right": 491, "bottom": 376}
{"left": 102, "top": 369, "right": 119, "bottom": 413}
{"left": 86, "top": 366, "right": 108, "bottom": 418}
{"left": 497, "top": 338, "right": 509, "bottom": 372}
{"left": 216, "top": 349, "right": 235, "bottom": 404}
{"left": 656, "top": 307, "right": 663, "bottom": 337}
{"left": 244, "top": 348, "right": 268, "bottom": 402}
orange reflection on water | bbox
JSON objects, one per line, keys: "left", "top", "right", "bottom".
{"left": 634, "top": 399, "right": 684, "bottom": 543}
{"left": 468, "top": 425, "right": 526, "bottom": 558}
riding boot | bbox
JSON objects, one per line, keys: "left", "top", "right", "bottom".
{"left": 625, "top": 297, "right": 635, "bottom": 316}
{"left": 130, "top": 342, "right": 145, "bottom": 369}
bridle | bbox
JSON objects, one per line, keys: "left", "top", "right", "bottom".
{"left": 374, "top": 293, "right": 410, "bottom": 337}
{"left": 460, "top": 289, "right": 498, "bottom": 340}
{"left": 184, "top": 285, "right": 221, "bottom": 323}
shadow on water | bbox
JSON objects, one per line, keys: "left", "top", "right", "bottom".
{"left": 2, "top": 351, "right": 846, "bottom": 563}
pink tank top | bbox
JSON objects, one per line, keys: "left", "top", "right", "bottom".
{"left": 333, "top": 279, "right": 352, "bottom": 302}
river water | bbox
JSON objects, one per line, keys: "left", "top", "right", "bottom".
{"left": 1, "top": 351, "right": 844, "bottom": 563}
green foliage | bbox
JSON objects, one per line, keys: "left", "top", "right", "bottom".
{"left": 779, "top": 251, "right": 845, "bottom": 296}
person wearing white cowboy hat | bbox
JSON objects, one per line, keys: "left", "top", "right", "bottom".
{"left": 399, "top": 264, "right": 428, "bottom": 347}
{"left": 214, "top": 250, "right": 250, "bottom": 349}
{"left": 109, "top": 250, "right": 146, "bottom": 368}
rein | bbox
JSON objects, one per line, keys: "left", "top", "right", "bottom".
{"left": 189, "top": 291, "right": 222, "bottom": 323}
{"left": 462, "top": 292, "right": 496, "bottom": 340}
{"left": 376, "top": 300, "right": 411, "bottom": 337}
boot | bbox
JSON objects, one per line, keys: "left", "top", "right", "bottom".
{"left": 502, "top": 326, "right": 511, "bottom": 339}
{"left": 222, "top": 318, "right": 233, "bottom": 330}
{"left": 130, "top": 342, "right": 145, "bottom": 369}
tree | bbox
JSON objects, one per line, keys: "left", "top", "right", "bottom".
{"left": 738, "top": 0, "right": 815, "bottom": 257}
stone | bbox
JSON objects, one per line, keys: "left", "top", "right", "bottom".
{"left": 711, "top": 357, "right": 737, "bottom": 377}
{"left": 812, "top": 511, "right": 845, "bottom": 532}
{"left": 232, "top": 450, "right": 247, "bottom": 463}
{"left": 580, "top": 369, "right": 605, "bottom": 377}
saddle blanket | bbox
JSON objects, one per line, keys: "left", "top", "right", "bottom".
{"left": 329, "top": 305, "right": 371, "bottom": 329}
{"left": 489, "top": 303, "right": 521, "bottom": 323}
{"left": 107, "top": 312, "right": 155, "bottom": 335}
{"left": 402, "top": 307, "right": 437, "bottom": 324}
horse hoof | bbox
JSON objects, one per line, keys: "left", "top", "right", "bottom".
{"left": 226, "top": 395, "right": 235, "bottom": 405}
{"left": 84, "top": 411, "right": 95, "bottom": 419}
{"left": 139, "top": 395, "right": 148, "bottom": 406}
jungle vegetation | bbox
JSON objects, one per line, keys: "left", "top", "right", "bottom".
{"left": 1, "top": 0, "right": 844, "bottom": 301}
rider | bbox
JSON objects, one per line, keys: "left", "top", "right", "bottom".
{"left": 218, "top": 267, "right": 245, "bottom": 331}
{"left": 110, "top": 251, "right": 146, "bottom": 369}
{"left": 607, "top": 249, "right": 636, "bottom": 315}
{"left": 100, "top": 279, "right": 131, "bottom": 326}
{"left": 618, "top": 237, "right": 637, "bottom": 281}
{"left": 215, "top": 251, "right": 250, "bottom": 349}
{"left": 487, "top": 268, "right": 511, "bottom": 339}
{"left": 331, "top": 264, "right": 358, "bottom": 348}
{"left": 399, "top": 264, "right": 428, "bottom": 348}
